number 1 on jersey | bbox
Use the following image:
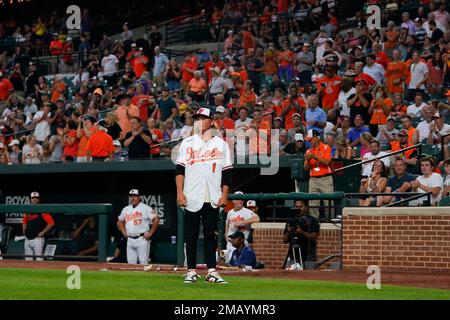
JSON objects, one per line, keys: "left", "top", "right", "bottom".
{"left": 212, "top": 163, "right": 216, "bottom": 173}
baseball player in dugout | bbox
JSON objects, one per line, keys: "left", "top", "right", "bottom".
{"left": 176, "top": 108, "right": 233, "bottom": 284}
{"left": 22, "top": 192, "right": 55, "bottom": 261}
{"left": 117, "top": 189, "right": 160, "bottom": 265}
{"left": 304, "top": 129, "right": 334, "bottom": 220}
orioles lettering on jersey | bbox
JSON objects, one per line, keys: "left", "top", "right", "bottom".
{"left": 186, "top": 147, "right": 223, "bottom": 165}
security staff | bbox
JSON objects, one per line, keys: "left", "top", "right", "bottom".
{"left": 304, "top": 129, "right": 334, "bottom": 219}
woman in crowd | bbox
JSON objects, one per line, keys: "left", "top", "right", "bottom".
{"left": 359, "top": 159, "right": 388, "bottom": 207}
{"left": 22, "top": 135, "right": 43, "bottom": 164}
{"left": 334, "top": 135, "right": 354, "bottom": 160}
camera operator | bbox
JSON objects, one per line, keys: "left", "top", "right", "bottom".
{"left": 282, "top": 200, "right": 320, "bottom": 270}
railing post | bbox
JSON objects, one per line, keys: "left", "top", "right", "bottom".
{"left": 217, "top": 209, "right": 226, "bottom": 250}
{"left": 176, "top": 206, "right": 185, "bottom": 267}
{"left": 98, "top": 213, "right": 108, "bottom": 262}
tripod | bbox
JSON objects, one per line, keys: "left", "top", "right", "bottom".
{"left": 283, "top": 244, "right": 304, "bottom": 270}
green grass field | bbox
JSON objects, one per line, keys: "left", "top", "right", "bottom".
{"left": 0, "top": 268, "right": 449, "bottom": 300}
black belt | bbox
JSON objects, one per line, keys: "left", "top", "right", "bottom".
{"left": 128, "top": 233, "right": 147, "bottom": 239}
{"left": 93, "top": 156, "right": 108, "bottom": 160}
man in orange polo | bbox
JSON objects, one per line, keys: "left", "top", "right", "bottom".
{"left": 86, "top": 120, "right": 114, "bottom": 162}
{"left": 304, "top": 129, "right": 334, "bottom": 219}
{"left": 23, "top": 192, "right": 55, "bottom": 261}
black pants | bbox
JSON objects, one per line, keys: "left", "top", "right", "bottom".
{"left": 185, "top": 203, "right": 219, "bottom": 270}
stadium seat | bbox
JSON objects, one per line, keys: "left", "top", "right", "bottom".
{"left": 439, "top": 197, "right": 450, "bottom": 207}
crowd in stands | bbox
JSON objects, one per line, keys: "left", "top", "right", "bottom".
{"left": 0, "top": 0, "right": 449, "bottom": 205}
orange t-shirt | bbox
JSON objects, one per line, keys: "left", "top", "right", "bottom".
{"left": 63, "top": 130, "right": 79, "bottom": 157}
{"left": 77, "top": 127, "right": 97, "bottom": 157}
{"left": 0, "top": 78, "right": 14, "bottom": 101}
{"left": 133, "top": 56, "right": 149, "bottom": 78}
{"left": 49, "top": 40, "right": 63, "bottom": 55}
{"left": 370, "top": 98, "right": 392, "bottom": 125}
{"left": 204, "top": 61, "right": 225, "bottom": 82}
{"left": 239, "top": 91, "right": 257, "bottom": 107}
{"left": 51, "top": 81, "right": 66, "bottom": 103}
{"left": 181, "top": 57, "right": 198, "bottom": 82}
{"left": 242, "top": 31, "right": 254, "bottom": 50}
{"left": 281, "top": 97, "right": 306, "bottom": 130}
{"left": 384, "top": 30, "right": 399, "bottom": 49}
{"left": 278, "top": 50, "right": 294, "bottom": 67}
{"left": 86, "top": 130, "right": 114, "bottom": 157}
{"left": 305, "top": 143, "right": 332, "bottom": 177}
{"left": 406, "top": 127, "right": 416, "bottom": 146}
{"left": 390, "top": 141, "right": 415, "bottom": 159}
{"left": 385, "top": 61, "right": 408, "bottom": 94}
{"left": 317, "top": 76, "right": 342, "bottom": 110}
{"left": 188, "top": 78, "right": 207, "bottom": 93}
{"left": 116, "top": 105, "right": 140, "bottom": 139}
{"left": 249, "top": 120, "right": 271, "bottom": 155}
{"left": 150, "top": 129, "right": 163, "bottom": 156}
{"left": 376, "top": 51, "right": 390, "bottom": 69}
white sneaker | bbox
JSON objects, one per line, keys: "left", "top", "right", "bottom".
{"left": 184, "top": 271, "right": 200, "bottom": 284}
{"left": 205, "top": 271, "right": 227, "bottom": 284}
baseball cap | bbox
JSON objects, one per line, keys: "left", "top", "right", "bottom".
{"left": 305, "top": 129, "right": 321, "bottom": 141}
{"left": 193, "top": 108, "right": 214, "bottom": 119}
{"left": 97, "top": 119, "right": 108, "bottom": 129}
{"left": 234, "top": 191, "right": 244, "bottom": 195}
{"left": 228, "top": 231, "right": 245, "bottom": 240}
{"left": 294, "top": 133, "right": 304, "bottom": 142}
{"left": 94, "top": 88, "right": 103, "bottom": 96}
{"left": 432, "top": 112, "right": 441, "bottom": 119}
{"left": 66, "top": 37, "right": 72, "bottom": 42}
{"left": 131, "top": 43, "right": 137, "bottom": 47}
{"left": 113, "top": 140, "right": 121, "bottom": 147}
{"left": 303, "top": 43, "right": 311, "bottom": 47}
{"left": 8, "top": 139, "right": 19, "bottom": 147}
{"left": 280, "top": 130, "right": 288, "bottom": 137}
{"left": 398, "top": 129, "right": 408, "bottom": 137}
{"left": 129, "top": 189, "right": 140, "bottom": 196}
{"left": 85, "top": 116, "right": 97, "bottom": 123}
{"left": 246, "top": 200, "right": 257, "bottom": 208}
{"left": 387, "top": 116, "right": 396, "bottom": 122}
{"left": 292, "top": 113, "right": 301, "bottom": 119}
{"left": 213, "top": 66, "right": 221, "bottom": 74}
{"left": 274, "top": 117, "right": 283, "bottom": 123}
{"left": 31, "top": 192, "right": 40, "bottom": 198}
{"left": 215, "top": 106, "right": 226, "bottom": 114}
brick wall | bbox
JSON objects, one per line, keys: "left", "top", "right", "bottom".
{"left": 252, "top": 223, "right": 340, "bottom": 270}
{"left": 343, "top": 208, "right": 450, "bottom": 273}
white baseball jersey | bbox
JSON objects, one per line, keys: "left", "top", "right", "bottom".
{"left": 226, "top": 207, "right": 256, "bottom": 240}
{"left": 118, "top": 203, "right": 157, "bottom": 237}
{"left": 176, "top": 134, "right": 233, "bottom": 213}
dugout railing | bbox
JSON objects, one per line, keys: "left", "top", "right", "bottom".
{"left": 0, "top": 204, "right": 113, "bottom": 262}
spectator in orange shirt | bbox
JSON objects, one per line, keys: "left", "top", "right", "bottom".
{"left": 76, "top": 116, "right": 97, "bottom": 163}
{"left": 181, "top": 52, "right": 198, "bottom": 93}
{"left": 278, "top": 40, "right": 294, "bottom": 83}
{"left": 238, "top": 80, "right": 257, "bottom": 108}
{"left": 204, "top": 52, "right": 224, "bottom": 83}
{"left": 0, "top": 72, "right": 14, "bottom": 101}
{"left": 133, "top": 48, "right": 149, "bottom": 78}
{"left": 248, "top": 109, "right": 271, "bottom": 155}
{"left": 187, "top": 71, "right": 207, "bottom": 103}
{"left": 369, "top": 85, "right": 393, "bottom": 136}
{"left": 147, "top": 118, "right": 163, "bottom": 158}
{"left": 62, "top": 37, "right": 74, "bottom": 73}
{"left": 317, "top": 65, "right": 341, "bottom": 111}
{"left": 50, "top": 76, "right": 66, "bottom": 104}
{"left": 372, "top": 42, "right": 390, "bottom": 69}
{"left": 280, "top": 85, "right": 306, "bottom": 130}
{"left": 214, "top": 106, "right": 235, "bottom": 133}
{"left": 241, "top": 27, "right": 255, "bottom": 51}
{"left": 49, "top": 33, "right": 63, "bottom": 73}
{"left": 354, "top": 62, "right": 377, "bottom": 91}
{"left": 62, "top": 120, "right": 79, "bottom": 163}
{"left": 115, "top": 94, "right": 140, "bottom": 140}
{"left": 385, "top": 50, "right": 408, "bottom": 94}
{"left": 86, "top": 120, "right": 114, "bottom": 162}
{"left": 400, "top": 115, "right": 419, "bottom": 146}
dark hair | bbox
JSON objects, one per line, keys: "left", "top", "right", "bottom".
{"left": 370, "top": 139, "right": 380, "bottom": 147}
{"left": 130, "top": 117, "right": 142, "bottom": 123}
{"left": 366, "top": 54, "right": 376, "bottom": 60}
{"left": 429, "top": 21, "right": 436, "bottom": 27}
{"left": 444, "top": 159, "right": 450, "bottom": 166}
{"left": 67, "top": 120, "right": 78, "bottom": 130}
{"left": 372, "top": 159, "right": 388, "bottom": 178}
{"left": 420, "top": 157, "right": 436, "bottom": 168}
{"left": 402, "top": 115, "right": 412, "bottom": 121}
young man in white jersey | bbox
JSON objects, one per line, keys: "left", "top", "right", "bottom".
{"left": 224, "top": 191, "right": 260, "bottom": 263}
{"left": 117, "top": 189, "right": 160, "bottom": 265}
{"left": 176, "top": 108, "right": 233, "bottom": 284}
